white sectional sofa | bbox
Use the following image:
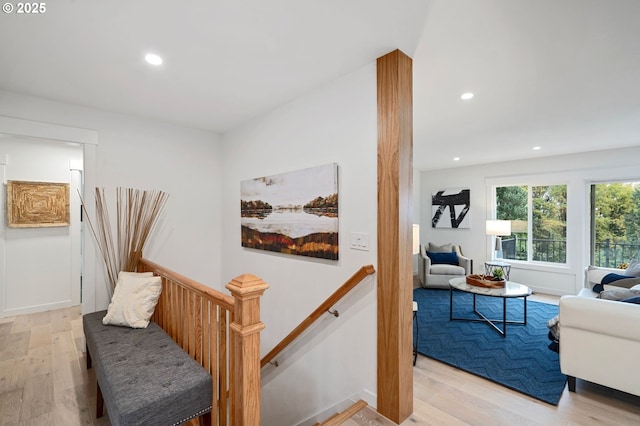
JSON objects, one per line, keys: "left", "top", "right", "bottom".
{"left": 559, "top": 266, "right": 640, "bottom": 397}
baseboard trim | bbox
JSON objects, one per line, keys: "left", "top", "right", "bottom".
{"left": 1, "top": 300, "right": 73, "bottom": 318}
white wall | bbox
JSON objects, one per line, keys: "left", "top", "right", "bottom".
{"left": 221, "top": 63, "right": 378, "bottom": 425}
{"left": 0, "top": 90, "right": 223, "bottom": 312}
{"left": 0, "top": 136, "right": 83, "bottom": 317}
{"left": 418, "top": 146, "right": 640, "bottom": 295}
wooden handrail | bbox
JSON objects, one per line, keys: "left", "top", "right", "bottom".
{"left": 138, "top": 258, "right": 235, "bottom": 311}
{"left": 261, "top": 265, "right": 375, "bottom": 368}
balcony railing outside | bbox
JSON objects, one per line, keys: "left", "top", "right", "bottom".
{"left": 593, "top": 239, "right": 640, "bottom": 268}
{"left": 501, "top": 237, "right": 640, "bottom": 267}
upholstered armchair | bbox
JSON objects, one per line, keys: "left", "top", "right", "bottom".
{"left": 419, "top": 243, "right": 472, "bottom": 289}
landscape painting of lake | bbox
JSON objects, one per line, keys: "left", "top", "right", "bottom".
{"left": 241, "top": 163, "right": 339, "bottom": 260}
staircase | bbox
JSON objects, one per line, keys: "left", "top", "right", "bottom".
{"left": 314, "top": 400, "right": 397, "bottom": 426}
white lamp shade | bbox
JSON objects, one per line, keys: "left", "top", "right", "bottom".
{"left": 486, "top": 220, "right": 511, "bottom": 236}
{"left": 412, "top": 224, "right": 420, "bottom": 255}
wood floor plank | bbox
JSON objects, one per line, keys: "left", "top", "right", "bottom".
{"left": 1, "top": 331, "right": 30, "bottom": 360}
{"left": 19, "top": 373, "right": 53, "bottom": 421}
{"left": 0, "top": 358, "right": 17, "bottom": 394}
{"left": 18, "top": 411, "right": 54, "bottom": 426}
{"left": 29, "top": 310, "right": 52, "bottom": 327}
{"left": 28, "top": 324, "right": 52, "bottom": 350}
{"left": 53, "top": 329, "right": 79, "bottom": 358}
{"left": 51, "top": 308, "right": 73, "bottom": 333}
{"left": 9, "top": 315, "right": 32, "bottom": 334}
{"left": 0, "top": 322, "right": 12, "bottom": 336}
{"left": 53, "top": 357, "right": 86, "bottom": 391}
{"left": 0, "top": 388, "right": 22, "bottom": 426}
{"left": 0, "top": 357, "right": 28, "bottom": 395}
{"left": 52, "top": 385, "right": 93, "bottom": 426}
{"left": 403, "top": 397, "right": 468, "bottom": 426}
{"left": 26, "top": 345, "right": 52, "bottom": 377}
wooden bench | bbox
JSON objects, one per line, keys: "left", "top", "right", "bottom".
{"left": 83, "top": 310, "right": 213, "bottom": 426}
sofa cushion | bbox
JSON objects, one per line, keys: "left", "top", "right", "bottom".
{"left": 427, "top": 251, "right": 459, "bottom": 265}
{"left": 430, "top": 264, "right": 465, "bottom": 275}
{"left": 593, "top": 275, "right": 640, "bottom": 293}
{"left": 587, "top": 265, "right": 614, "bottom": 288}
{"left": 625, "top": 259, "right": 640, "bottom": 277}
{"left": 602, "top": 273, "right": 630, "bottom": 285}
{"left": 598, "top": 288, "right": 640, "bottom": 301}
{"left": 428, "top": 243, "right": 452, "bottom": 253}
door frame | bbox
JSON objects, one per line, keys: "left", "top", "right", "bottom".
{"left": 0, "top": 116, "right": 98, "bottom": 316}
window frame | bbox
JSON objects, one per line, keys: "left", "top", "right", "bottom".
{"left": 588, "top": 179, "right": 640, "bottom": 268}
{"left": 492, "top": 183, "right": 569, "bottom": 266}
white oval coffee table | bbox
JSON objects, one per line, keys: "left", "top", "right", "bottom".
{"left": 449, "top": 277, "right": 532, "bottom": 337}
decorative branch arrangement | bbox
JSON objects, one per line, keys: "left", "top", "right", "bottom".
{"left": 80, "top": 187, "right": 169, "bottom": 294}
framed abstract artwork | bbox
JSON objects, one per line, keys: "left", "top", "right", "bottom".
{"left": 241, "top": 163, "right": 339, "bottom": 260}
{"left": 431, "top": 188, "right": 470, "bottom": 229}
{"left": 6, "top": 180, "right": 70, "bottom": 228}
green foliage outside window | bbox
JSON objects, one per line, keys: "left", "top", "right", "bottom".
{"left": 592, "top": 182, "right": 640, "bottom": 267}
{"left": 496, "top": 181, "right": 640, "bottom": 266}
{"left": 496, "top": 184, "right": 567, "bottom": 263}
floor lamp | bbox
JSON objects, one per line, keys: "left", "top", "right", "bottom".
{"left": 412, "top": 224, "right": 420, "bottom": 256}
{"left": 486, "top": 220, "right": 511, "bottom": 260}
{"left": 412, "top": 224, "right": 420, "bottom": 282}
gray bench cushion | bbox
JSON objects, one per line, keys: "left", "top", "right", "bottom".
{"left": 83, "top": 311, "right": 212, "bottom": 426}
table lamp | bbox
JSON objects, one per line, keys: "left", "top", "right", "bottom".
{"left": 486, "top": 220, "right": 511, "bottom": 259}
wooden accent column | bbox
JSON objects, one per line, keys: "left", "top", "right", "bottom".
{"left": 377, "top": 49, "right": 414, "bottom": 423}
{"left": 226, "top": 274, "right": 269, "bottom": 426}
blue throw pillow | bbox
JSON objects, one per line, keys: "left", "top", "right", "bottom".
{"left": 601, "top": 273, "right": 629, "bottom": 284}
{"left": 594, "top": 272, "right": 635, "bottom": 292}
{"left": 621, "top": 296, "right": 640, "bottom": 304}
{"left": 427, "top": 251, "right": 459, "bottom": 265}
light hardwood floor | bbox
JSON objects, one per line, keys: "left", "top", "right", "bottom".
{"left": 400, "top": 290, "right": 640, "bottom": 425}
{"left": 0, "top": 306, "right": 108, "bottom": 426}
{"left": 1, "top": 302, "right": 639, "bottom": 426}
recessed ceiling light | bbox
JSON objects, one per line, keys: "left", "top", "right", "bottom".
{"left": 453, "top": 157, "right": 460, "bottom": 161}
{"left": 533, "top": 146, "right": 541, "bottom": 151}
{"left": 145, "top": 53, "right": 163, "bottom": 66}
{"left": 460, "top": 92, "right": 474, "bottom": 100}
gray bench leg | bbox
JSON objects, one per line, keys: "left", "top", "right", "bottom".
{"left": 97, "top": 382, "right": 104, "bottom": 418}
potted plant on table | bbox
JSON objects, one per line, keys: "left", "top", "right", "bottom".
{"left": 492, "top": 268, "right": 504, "bottom": 281}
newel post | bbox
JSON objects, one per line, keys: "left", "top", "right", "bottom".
{"left": 226, "top": 273, "right": 269, "bottom": 426}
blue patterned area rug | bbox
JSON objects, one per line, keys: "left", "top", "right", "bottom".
{"left": 413, "top": 288, "right": 566, "bottom": 405}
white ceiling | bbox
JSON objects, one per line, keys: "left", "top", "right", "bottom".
{"left": 1, "top": 0, "right": 639, "bottom": 171}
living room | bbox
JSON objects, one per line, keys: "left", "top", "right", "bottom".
{"left": 416, "top": 145, "right": 640, "bottom": 297}
{"left": 1, "top": 1, "right": 640, "bottom": 425}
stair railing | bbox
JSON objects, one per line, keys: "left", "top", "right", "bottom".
{"left": 137, "top": 258, "right": 268, "bottom": 426}
{"left": 261, "top": 264, "right": 375, "bottom": 368}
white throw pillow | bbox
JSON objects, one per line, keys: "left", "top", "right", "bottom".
{"left": 624, "top": 259, "right": 640, "bottom": 277}
{"left": 118, "top": 271, "right": 154, "bottom": 278}
{"left": 103, "top": 273, "right": 162, "bottom": 328}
